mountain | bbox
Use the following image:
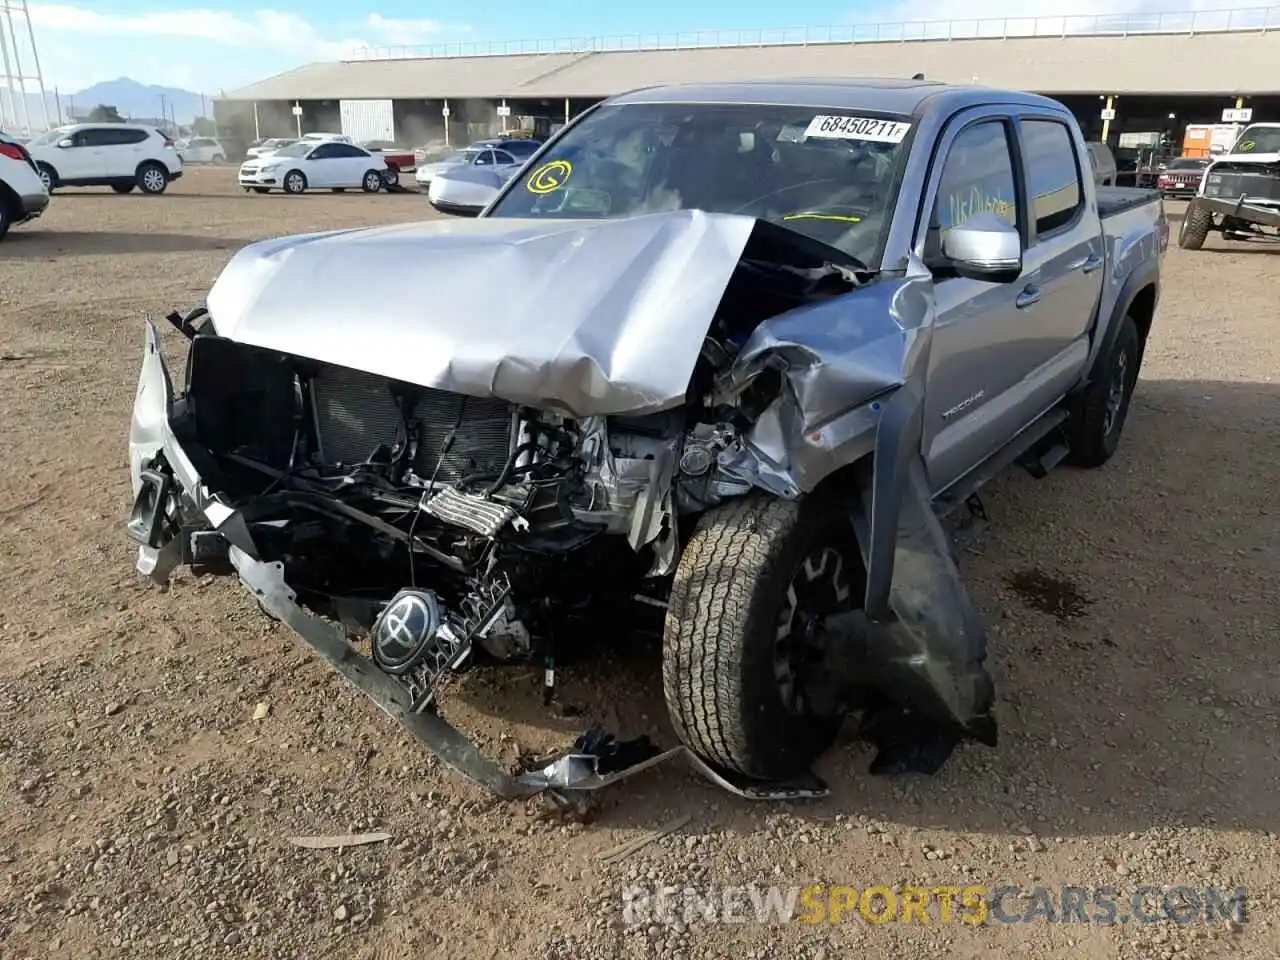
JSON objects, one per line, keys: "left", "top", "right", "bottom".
{"left": 9, "top": 77, "right": 210, "bottom": 130}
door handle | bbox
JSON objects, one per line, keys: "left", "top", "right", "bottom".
{"left": 1015, "top": 285, "right": 1041, "bottom": 309}
{"left": 1070, "top": 253, "right": 1104, "bottom": 274}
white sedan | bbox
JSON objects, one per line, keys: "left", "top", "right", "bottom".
{"left": 239, "top": 140, "right": 390, "bottom": 194}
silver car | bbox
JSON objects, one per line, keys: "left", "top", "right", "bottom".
{"left": 414, "top": 146, "right": 524, "bottom": 191}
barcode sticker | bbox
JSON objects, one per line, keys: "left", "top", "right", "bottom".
{"left": 804, "top": 115, "right": 912, "bottom": 144}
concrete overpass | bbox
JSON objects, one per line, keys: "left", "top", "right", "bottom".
{"left": 214, "top": 7, "right": 1280, "bottom": 146}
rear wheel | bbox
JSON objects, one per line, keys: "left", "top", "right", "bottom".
{"left": 362, "top": 169, "right": 384, "bottom": 193}
{"left": 1067, "top": 314, "right": 1140, "bottom": 468}
{"left": 1178, "top": 201, "right": 1212, "bottom": 250}
{"left": 137, "top": 162, "right": 169, "bottom": 195}
{"left": 283, "top": 170, "right": 307, "bottom": 194}
{"left": 381, "top": 165, "right": 400, "bottom": 187}
{"left": 663, "top": 494, "right": 862, "bottom": 780}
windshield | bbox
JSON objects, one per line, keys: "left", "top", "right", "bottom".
{"left": 487, "top": 102, "right": 912, "bottom": 265}
{"left": 30, "top": 128, "right": 71, "bottom": 147}
{"left": 270, "top": 142, "right": 311, "bottom": 159}
{"left": 1166, "top": 157, "right": 1207, "bottom": 170}
{"left": 1233, "top": 126, "right": 1280, "bottom": 154}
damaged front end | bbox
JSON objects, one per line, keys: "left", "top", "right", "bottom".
{"left": 128, "top": 210, "right": 995, "bottom": 803}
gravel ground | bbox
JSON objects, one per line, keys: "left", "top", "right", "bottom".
{"left": 0, "top": 167, "right": 1276, "bottom": 959}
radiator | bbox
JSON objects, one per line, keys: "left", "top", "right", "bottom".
{"left": 310, "top": 367, "right": 515, "bottom": 483}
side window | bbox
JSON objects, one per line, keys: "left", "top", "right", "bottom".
{"left": 75, "top": 128, "right": 113, "bottom": 147}
{"left": 493, "top": 150, "right": 516, "bottom": 165}
{"left": 310, "top": 144, "right": 335, "bottom": 159}
{"left": 1021, "top": 120, "right": 1083, "bottom": 235}
{"left": 333, "top": 144, "right": 366, "bottom": 158}
{"left": 474, "top": 150, "right": 496, "bottom": 166}
{"left": 934, "top": 120, "right": 1019, "bottom": 234}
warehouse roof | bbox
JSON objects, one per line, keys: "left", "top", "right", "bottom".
{"left": 221, "top": 29, "right": 1280, "bottom": 102}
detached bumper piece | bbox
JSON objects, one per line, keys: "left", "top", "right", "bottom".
{"left": 230, "top": 547, "right": 829, "bottom": 806}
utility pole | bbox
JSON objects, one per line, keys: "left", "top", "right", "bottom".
{"left": 159, "top": 92, "right": 167, "bottom": 129}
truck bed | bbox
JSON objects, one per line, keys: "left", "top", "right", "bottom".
{"left": 1098, "top": 185, "right": 1161, "bottom": 219}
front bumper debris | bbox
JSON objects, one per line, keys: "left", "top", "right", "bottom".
{"left": 127, "top": 320, "right": 828, "bottom": 804}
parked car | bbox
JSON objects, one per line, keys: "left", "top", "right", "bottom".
{"left": 245, "top": 138, "right": 296, "bottom": 159}
{"left": 1155, "top": 157, "right": 1209, "bottom": 199}
{"left": 180, "top": 137, "right": 228, "bottom": 164}
{"left": 1179, "top": 122, "right": 1280, "bottom": 248}
{"left": 360, "top": 140, "right": 416, "bottom": 186}
{"left": 1085, "top": 141, "right": 1118, "bottom": 186}
{"left": 238, "top": 139, "right": 390, "bottom": 194}
{"left": 0, "top": 129, "right": 49, "bottom": 239}
{"left": 128, "top": 79, "right": 1166, "bottom": 804}
{"left": 26, "top": 123, "right": 183, "bottom": 195}
{"left": 414, "top": 146, "right": 525, "bottom": 191}
{"left": 426, "top": 163, "right": 517, "bottom": 215}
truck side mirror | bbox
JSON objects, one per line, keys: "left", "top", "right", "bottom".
{"left": 940, "top": 213, "right": 1023, "bottom": 283}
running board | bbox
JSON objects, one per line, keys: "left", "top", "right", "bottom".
{"left": 933, "top": 406, "right": 1068, "bottom": 517}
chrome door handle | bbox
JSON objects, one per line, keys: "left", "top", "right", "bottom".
{"left": 1015, "top": 285, "right": 1042, "bottom": 309}
{"left": 1070, "top": 253, "right": 1104, "bottom": 273}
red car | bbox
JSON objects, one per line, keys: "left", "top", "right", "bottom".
{"left": 360, "top": 141, "right": 416, "bottom": 186}
{"left": 1157, "top": 157, "right": 1209, "bottom": 199}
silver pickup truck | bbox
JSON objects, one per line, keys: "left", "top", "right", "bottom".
{"left": 128, "top": 79, "right": 1167, "bottom": 803}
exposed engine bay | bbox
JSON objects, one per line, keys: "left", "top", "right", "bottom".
{"left": 147, "top": 220, "right": 867, "bottom": 712}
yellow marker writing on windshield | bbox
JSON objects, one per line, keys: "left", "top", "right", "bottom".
{"left": 1239, "top": 140, "right": 1256, "bottom": 152}
{"left": 526, "top": 159, "right": 573, "bottom": 194}
{"left": 783, "top": 211, "right": 862, "bottom": 223}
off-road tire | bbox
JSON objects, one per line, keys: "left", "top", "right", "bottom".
{"left": 136, "top": 162, "right": 169, "bottom": 195}
{"left": 662, "top": 494, "right": 861, "bottom": 780}
{"left": 112, "top": 184, "right": 135, "bottom": 194}
{"left": 283, "top": 170, "right": 307, "bottom": 194}
{"left": 1178, "top": 202, "right": 1212, "bottom": 250}
{"left": 1067, "top": 313, "right": 1140, "bottom": 468}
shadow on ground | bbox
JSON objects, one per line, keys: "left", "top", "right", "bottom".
{"left": 0, "top": 229, "right": 251, "bottom": 257}
{"left": 441, "top": 377, "right": 1278, "bottom": 840}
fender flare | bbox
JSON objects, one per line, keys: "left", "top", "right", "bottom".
{"left": 1078, "top": 259, "right": 1159, "bottom": 393}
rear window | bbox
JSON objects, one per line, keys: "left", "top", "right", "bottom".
{"left": 1021, "top": 120, "right": 1083, "bottom": 235}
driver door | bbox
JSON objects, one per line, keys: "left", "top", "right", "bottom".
{"left": 305, "top": 143, "right": 338, "bottom": 186}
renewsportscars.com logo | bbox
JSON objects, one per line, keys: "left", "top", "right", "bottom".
{"left": 621, "top": 884, "right": 1248, "bottom": 927}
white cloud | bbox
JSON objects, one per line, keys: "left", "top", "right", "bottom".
{"left": 18, "top": 4, "right": 463, "bottom": 93}
{"left": 855, "top": 0, "right": 1264, "bottom": 38}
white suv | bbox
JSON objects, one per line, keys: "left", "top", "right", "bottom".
{"left": 0, "top": 130, "right": 49, "bottom": 240}
{"left": 27, "top": 123, "right": 184, "bottom": 195}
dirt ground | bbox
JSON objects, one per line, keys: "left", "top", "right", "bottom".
{"left": 0, "top": 166, "right": 1276, "bottom": 960}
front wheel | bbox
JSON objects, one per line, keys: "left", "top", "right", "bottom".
{"left": 663, "top": 494, "right": 863, "bottom": 780}
{"left": 36, "top": 163, "right": 56, "bottom": 193}
{"left": 283, "top": 170, "right": 307, "bottom": 194}
{"left": 1067, "top": 314, "right": 1140, "bottom": 468}
{"left": 1178, "top": 201, "right": 1212, "bottom": 250}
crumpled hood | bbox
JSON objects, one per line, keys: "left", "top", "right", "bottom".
{"left": 1208, "top": 151, "right": 1280, "bottom": 166}
{"left": 205, "top": 210, "right": 758, "bottom": 416}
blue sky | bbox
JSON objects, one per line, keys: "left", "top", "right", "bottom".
{"left": 21, "top": 0, "right": 1235, "bottom": 94}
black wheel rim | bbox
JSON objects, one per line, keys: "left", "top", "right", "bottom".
{"left": 773, "top": 544, "right": 853, "bottom": 715}
{"left": 1103, "top": 347, "right": 1130, "bottom": 436}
